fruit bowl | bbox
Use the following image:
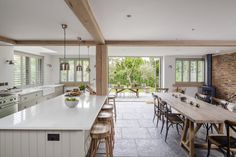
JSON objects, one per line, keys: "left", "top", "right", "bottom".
{"left": 65, "top": 97, "right": 79, "bottom": 108}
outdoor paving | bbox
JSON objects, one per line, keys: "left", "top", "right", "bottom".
{"left": 97, "top": 97, "right": 224, "bottom": 157}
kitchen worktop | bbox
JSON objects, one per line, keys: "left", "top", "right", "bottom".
{"left": 15, "top": 84, "right": 64, "bottom": 95}
{"left": 0, "top": 94, "right": 107, "bottom": 130}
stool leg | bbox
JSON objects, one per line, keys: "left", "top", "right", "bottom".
{"left": 90, "top": 139, "right": 97, "bottom": 157}
{"left": 108, "top": 136, "right": 113, "bottom": 157}
{"left": 105, "top": 137, "right": 110, "bottom": 157}
{"left": 113, "top": 99, "right": 117, "bottom": 122}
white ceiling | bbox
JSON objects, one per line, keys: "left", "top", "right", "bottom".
{"left": 108, "top": 46, "right": 236, "bottom": 56}
{"left": 1, "top": 0, "right": 236, "bottom": 56}
{"left": 91, "top": 0, "right": 236, "bottom": 40}
{"left": 0, "top": 0, "right": 92, "bottom": 40}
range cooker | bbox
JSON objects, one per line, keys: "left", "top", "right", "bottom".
{"left": 0, "top": 93, "right": 18, "bottom": 118}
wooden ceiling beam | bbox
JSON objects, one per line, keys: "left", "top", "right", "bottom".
{"left": 105, "top": 40, "right": 236, "bottom": 47}
{"left": 0, "top": 35, "right": 16, "bottom": 45}
{"left": 65, "top": 0, "right": 105, "bottom": 44}
{"left": 14, "top": 40, "right": 236, "bottom": 47}
{"left": 15, "top": 40, "right": 96, "bottom": 46}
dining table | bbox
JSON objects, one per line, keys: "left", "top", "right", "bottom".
{"left": 155, "top": 92, "right": 236, "bottom": 157}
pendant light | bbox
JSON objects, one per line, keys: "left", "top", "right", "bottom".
{"left": 60, "top": 24, "right": 70, "bottom": 71}
{"left": 76, "top": 37, "right": 83, "bottom": 71}
{"left": 86, "top": 46, "right": 91, "bottom": 73}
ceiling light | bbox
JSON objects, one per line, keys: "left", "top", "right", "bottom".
{"left": 126, "top": 14, "right": 132, "bottom": 18}
{"left": 86, "top": 46, "right": 91, "bottom": 73}
{"left": 76, "top": 37, "right": 83, "bottom": 71}
{"left": 60, "top": 24, "right": 70, "bottom": 71}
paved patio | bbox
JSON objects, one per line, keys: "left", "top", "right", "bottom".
{"left": 97, "top": 101, "right": 223, "bottom": 157}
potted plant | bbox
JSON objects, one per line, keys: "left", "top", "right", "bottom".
{"left": 65, "top": 97, "right": 79, "bottom": 108}
{"left": 79, "top": 84, "right": 86, "bottom": 92}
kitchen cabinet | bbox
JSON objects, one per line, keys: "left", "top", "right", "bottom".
{"left": 18, "top": 86, "right": 64, "bottom": 111}
{"left": 18, "top": 91, "right": 42, "bottom": 110}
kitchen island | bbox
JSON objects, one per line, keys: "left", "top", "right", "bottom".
{"left": 0, "top": 94, "right": 107, "bottom": 157}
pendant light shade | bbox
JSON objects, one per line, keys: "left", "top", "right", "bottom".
{"left": 60, "top": 62, "right": 70, "bottom": 71}
{"left": 76, "top": 37, "right": 83, "bottom": 71}
{"left": 86, "top": 46, "right": 91, "bottom": 73}
{"left": 60, "top": 24, "right": 70, "bottom": 71}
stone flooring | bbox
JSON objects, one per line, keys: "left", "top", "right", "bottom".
{"left": 97, "top": 101, "right": 224, "bottom": 157}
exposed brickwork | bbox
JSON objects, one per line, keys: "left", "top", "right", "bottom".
{"left": 212, "top": 52, "right": 236, "bottom": 103}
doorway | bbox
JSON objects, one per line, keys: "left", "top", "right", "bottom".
{"left": 108, "top": 57, "right": 160, "bottom": 101}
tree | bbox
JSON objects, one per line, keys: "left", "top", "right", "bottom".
{"left": 109, "top": 57, "right": 160, "bottom": 88}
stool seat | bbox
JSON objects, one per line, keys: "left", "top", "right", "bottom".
{"left": 102, "top": 104, "right": 113, "bottom": 110}
{"left": 91, "top": 123, "right": 110, "bottom": 138}
{"left": 108, "top": 95, "right": 116, "bottom": 99}
{"left": 98, "top": 111, "right": 113, "bottom": 119}
{"left": 90, "top": 123, "right": 113, "bottom": 157}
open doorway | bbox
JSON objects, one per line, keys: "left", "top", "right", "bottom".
{"left": 109, "top": 57, "right": 160, "bottom": 101}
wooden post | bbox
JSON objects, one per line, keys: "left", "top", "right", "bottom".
{"left": 96, "top": 45, "right": 108, "bottom": 95}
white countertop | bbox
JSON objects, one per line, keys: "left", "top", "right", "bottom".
{"left": 0, "top": 94, "right": 107, "bottom": 130}
{"left": 15, "top": 84, "right": 64, "bottom": 95}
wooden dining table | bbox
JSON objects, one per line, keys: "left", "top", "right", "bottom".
{"left": 113, "top": 86, "right": 149, "bottom": 98}
{"left": 155, "top": 92, "right": 236, "bottom": 157}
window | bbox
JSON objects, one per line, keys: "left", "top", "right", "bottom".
{"left": 60, "top": 58, "right": 90, "bottom": 83}
{"left": 14, "top": 52, "right": 43, "bottom": 87}
{"left": 175, "top": 58, "right": 204, "bottom": 83}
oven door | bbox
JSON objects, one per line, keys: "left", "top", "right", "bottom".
{"left": 0, "top": 102, "right": 18, "bottom": 118}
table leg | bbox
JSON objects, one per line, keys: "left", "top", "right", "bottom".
{"left": 189, "top": 120, "right": 195, "bottom": 157}
{"left": 181, "top": 119, "right": 189, "bottom": 144}
{"left": 218, "top": 123, "right": 224, "bottom": 134}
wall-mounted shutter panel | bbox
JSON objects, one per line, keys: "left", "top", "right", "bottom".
{"left": 13, "top": 52, "right": 43, "bottom": 87}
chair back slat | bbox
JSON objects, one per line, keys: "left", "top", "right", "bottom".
{"left": 211, "top": 97, "right": 229, "bottom": 109}
{"left": 156, "top": 88, "right": 169, "bottom": 93}
{"left": 195, "top": 93, "right": 210, "bottom": 103}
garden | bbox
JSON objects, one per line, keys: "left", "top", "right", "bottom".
{"left": 109, "top": 57, "right": 160, "bottom": 93}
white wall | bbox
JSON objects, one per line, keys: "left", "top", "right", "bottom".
{"left": 0, "top": 46, "right": 14, "bottom": 90}
{"left": 0, "top": 48, "right": 57, "bottom": 90}
{"left": 162, "top": 55, "right": 204, "bottom": 97}
{"left": 42, "top": 54, "right": 54, "bottom": 85}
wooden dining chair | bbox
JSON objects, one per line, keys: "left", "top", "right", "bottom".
{"left": 156, "top": 88, "right": 169, "bottom": 93}
{"left": 152, "top": 94, "right": 161, "bottom": 127}
{"left": 195, "top": 92, "right": 211, "bottom": 103}
{"left": 174, "top": 87, "right": 186, "bottom": 94}
{"left": 211, "top": 97, "right": 229, "bottom": 110}
{"left": 207, "top": 120, "right": 236, "bottom": 157}
{"left": 158, "top": 98, "right": 184, "bottom": 142}
{"left": 195, "top": 92, "right": 215, "bottom": 140}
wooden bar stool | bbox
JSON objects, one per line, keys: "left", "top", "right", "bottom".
{"left": 90, "top": 123, "right": 113, "bottom": 157}
{"left": 98, "top": 111, "right": 115, "bottom": 148}
{"left": 108, "top": 95, "right": 117, "bottom": 121}
{"left": 102, "top": 104, "right": 114, "bottom": 112}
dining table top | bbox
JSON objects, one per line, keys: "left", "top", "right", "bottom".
{"left": 155, "top": 92, "right": 236, "bottom": 124}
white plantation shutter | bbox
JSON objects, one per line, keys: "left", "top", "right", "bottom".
{"left": 14, "top": 52, "right": 43, "bottom": 87}
{"left": 60, "top": 58, "right": 90, "bottom": 83}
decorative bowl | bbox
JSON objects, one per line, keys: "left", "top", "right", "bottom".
{"left": 180, "top": 96, "right": 187, "bottom": 102}
{"left": 65, "top": 98, "right": 79, "bottom": 108}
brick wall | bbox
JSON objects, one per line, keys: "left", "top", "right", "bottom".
{"left": 212, "top": 52, "right": 236, "bottom": 102}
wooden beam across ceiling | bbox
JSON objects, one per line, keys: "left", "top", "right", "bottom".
{"left": 14, "top": 40, "right": 236, "bottom": 47}
{"left": 64, "top": 0, "right": 105, "bottom": 44}
{"left": 15, "top": 40, "right": 96, "bottom": 46}
{"left": 0, "top": 35, "right": 16, "bottom": 45}
{"left": 105, "top": 40, "right": 236, "bottom": 47}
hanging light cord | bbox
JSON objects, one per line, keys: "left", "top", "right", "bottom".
{"left": 62, "top": 25, "right": 67, "bottom": 59}
{"left": 87, "top": 46, "right": 90, "bottom": 56}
